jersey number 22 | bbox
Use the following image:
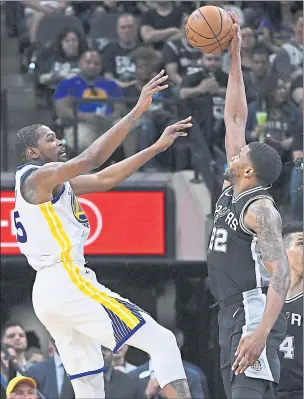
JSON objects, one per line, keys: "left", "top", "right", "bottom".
{"left": 13, "top": 211, "right": 27, "bottom": 243}
{"left": 209, "top": 227, "right": 228, "bottom": 253}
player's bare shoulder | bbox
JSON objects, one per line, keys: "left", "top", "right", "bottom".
{"left": 244, "top": 198, "right": 282, "bottom": 235}
{"left": 21, "top": 162, "right": 63, "bottom": 204}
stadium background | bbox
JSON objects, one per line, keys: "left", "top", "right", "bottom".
{"left": 0, "top": 1, "right": 303, "bottom": 398}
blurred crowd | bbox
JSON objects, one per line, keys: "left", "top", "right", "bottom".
{"left": 0, "top": 322, "right": 209, "bottom": 398}
{"left": 4, "top": 0, "right": 304, "bottom": 218}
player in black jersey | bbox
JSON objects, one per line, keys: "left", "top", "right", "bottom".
{"left": 207, "top": 12, "right": 290, "bottom": 399}
{"left": 276, "top": 221, "right": 303, "bottom": 399}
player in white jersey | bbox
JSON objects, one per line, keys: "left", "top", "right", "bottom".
{"left": 14, "top": 70, "right": 193, "bottom": 399}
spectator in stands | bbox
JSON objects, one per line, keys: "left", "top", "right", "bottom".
{"left": 112, "top": 345, "right": 136, "bottom": 373}
{"left": 173, "top": 328, "right": 210, "bottom": 398}
{"left": 6, "top": 376, "right": 38, "bottom": 399}
{"left": 246, "top": 76, "right": 301, "bottom": 205}
{"left": 123, "top": 46, "right": 173, "bottom": 167}
{"left": 257, "top": 2, "right": 294, "bottom": 54}
{"left": 101, "top": 346, "right": 145, "bottom": 399}
{"left": 222, "top": 25, "right": 256, "bottom": 74}
{"left": 37, "top": 27, "right": 87, "bottom": 91}
{"left": 179, "top": 53, "right": 228, "bottom": 151}
{"left": 272, "top": 11, "right": 303, "bottom": 83}
{"left": 103, "top": 14, "right": 139, "bottom": 88}
{"left": 24, "top": 347, "right": 44, "bottom": 368}
{"left": 1, "top": 323, "right": 28, "bottom": 372}
{"left": 140, "top": 1, "right": 185, "bottom": 51}
{"left": 244, "top": 45, "right": 271, "bottom": 104}
{"left": 1, "top": 345, "right": 17, "bottom": 395}
{"left": 54, "top": 50, "right": 123, "bottom": 154}
{"left": 22, "top": 0, "right": 68, "bottom": 43}
{"left": 27, "top": 339, "right": 74, "bottom": 399}
{"left": 163, "top": 13, "right": 201, "bottom": 87}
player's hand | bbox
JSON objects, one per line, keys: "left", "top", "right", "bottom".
{"left": 228, "top": 11, "right": 242, "bottom": 56}
{"left": 135, "top": 70, "right": 169, "bottom": 114}
{"left": 145, "top": 377, "right": 161, "bottom": 399}
{"left": 232, "top": 330, "right": 267, "bottom": 375}
{"left": 154, "top": 116, "right": 192, "bottom": 152}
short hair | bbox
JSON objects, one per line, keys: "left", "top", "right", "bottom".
{"left": 25, "top": 346, "right": 43, "bottom": 361}
{"left": 282, "top": 221, "right": 303, "bottom": 247}
{"left": 251, "top": 45, "right": 269, "bottom": 58}
{"left": 117, "top": 13, "right": 136, "bottom": 25}
{"left": 15, "top": 124, "right": 42, "bottom": 162}
{"left": 1, "top": 322, "right": 26, "bottom": 341}
{"left": 131, "top": 46, "right": 161, "bottom": 69}
{"left": 248, "top": 142, "right": 282, "bottom": 186}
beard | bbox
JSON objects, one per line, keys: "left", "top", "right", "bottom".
{"left": 223, "top": 167, "right": 232, "bottom": 182}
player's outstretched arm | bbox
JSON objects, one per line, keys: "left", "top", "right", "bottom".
{"left": 70, "top": 117, "right": 192, "bottom": 195}
{"left": 224, "top": 12, "right": 247, "bottom": 163}
{"left": 232, "top": 199, "right": 291, "bottom": 375}
{"left": 28, "top": 71, "right": 169, "bottom": 192}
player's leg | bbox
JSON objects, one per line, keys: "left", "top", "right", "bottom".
{"left": 231, "top": 373, "right": 274, "bottom": 399}
{"left": 126, "top": 312, "right": 191, "bottom": 399}
{"left": 37, "top": 318, "right": 106, "bottom": 399}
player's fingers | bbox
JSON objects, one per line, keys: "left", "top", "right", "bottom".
{"left": 235, "top": 338, "right": 244, "bottom": 356}
{"left": 234, "top": 357, "right": 246, "bottom": 375}
{"left": 174, "top": 116, "right": 192, "bottom": 125}
{"left": 232, "top": 349, "right": 245, "bottom": 371}
{"left": 146, "top": 69, "right": 165, "bottom": 85}
{"left": 173, "top": 132, "right": 187, "bottom": 137}
{"left": 237, "top": 359, "right": 250, "bottom": 375}
{"left": 174, "top": 122, "right": 193, "bottom": 131}
{"left": 147, "top": 73, "right": 168, "bottom": 89}
{"left": 149, "top": 85, "right": 169, "bottom": 95}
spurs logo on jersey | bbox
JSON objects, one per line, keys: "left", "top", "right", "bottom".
{"left": 14, "top": 163, "right": 90, "bottom": 271}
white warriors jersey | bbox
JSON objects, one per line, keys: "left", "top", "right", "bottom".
{"left": 14, "top": 163, "right": 90, "bottom": 271}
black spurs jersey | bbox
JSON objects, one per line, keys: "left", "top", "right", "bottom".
{"left": 277, "top": 292, "right": 303, "bottom": 393}
{"left": 207, "top": 185, "right": 275, "bottom": 302}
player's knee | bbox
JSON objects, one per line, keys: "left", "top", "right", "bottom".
{"left": 71, "top": 372, "right": 105, "bottom": 399}
{"left": 156, "top": 326, "right": 178, "bottom": 350}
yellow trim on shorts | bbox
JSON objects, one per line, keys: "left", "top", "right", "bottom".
{"left": 38, "top": 202, "right": 140, "bottom": 329}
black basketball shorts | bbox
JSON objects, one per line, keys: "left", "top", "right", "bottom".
{"left": 218, "top": 292, "right": 287, "bottom": 399}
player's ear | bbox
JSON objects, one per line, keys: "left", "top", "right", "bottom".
{"left": 244, "top": 167, "right": 254, "bottom": 178}
{"left": 26, "top": 146, "right": 40, "bottom": 160}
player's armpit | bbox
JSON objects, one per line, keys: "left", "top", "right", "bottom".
{"left": 243, "top": 198, "right": 291, "bottom": 334}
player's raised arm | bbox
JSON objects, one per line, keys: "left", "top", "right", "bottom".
{"left": 224, "top": 12, "right": 247, "bottom": 163}
{"left": 232, "top": 198, "right": 291, "bottom": 375}
{"left": 28, "top": 71, "right": 169, "bottom": 191}
{"left": 70, "top": 117, "right": 192, "bottom": 195}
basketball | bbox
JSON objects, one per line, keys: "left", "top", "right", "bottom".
{"left": 186, "top": 6, "right": 234, "bottom": 54}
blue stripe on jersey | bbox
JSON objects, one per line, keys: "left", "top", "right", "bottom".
{"left": 51, "top": 184, "right": 65, "bottom": 204}
{"left": 68, "top": 366, "right": 106, "bottom": 380}
{"left": 102, "top": 298, "right": 146, "bottom": 353}
{"left": 16, "top": 162, "right": 42, "bottom": 171}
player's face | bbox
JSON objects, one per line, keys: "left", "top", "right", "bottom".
{"left": 36, "top": 126, "right": 66, "bottom": 163}
{"left": 10, "top": 382, "right": 37, "bottom": 399}
{"left": 286, "top": 232, "right": 303, "bottom": 278}
{"left": 224, "top": 146, "right": 253, "bottom": 182}
{"left": 2, "top": 326, "right": 27, "bottom": 352}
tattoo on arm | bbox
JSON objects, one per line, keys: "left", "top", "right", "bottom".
{"left": 165, "top": 379, "right": 191, "bottom": 398}
{"left": 250, "top": 200, "right": 290, "bottom": 298}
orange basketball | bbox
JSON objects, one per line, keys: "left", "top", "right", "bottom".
{"left": 186, "top": 6, "right": 234, "bottom": 55}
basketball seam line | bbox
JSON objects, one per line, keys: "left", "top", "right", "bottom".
{"left": 197, "top": 7, "right": 222, "bottom": 49}
{"left": 194, "top": 26, "right": 233, "bottom": 49}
